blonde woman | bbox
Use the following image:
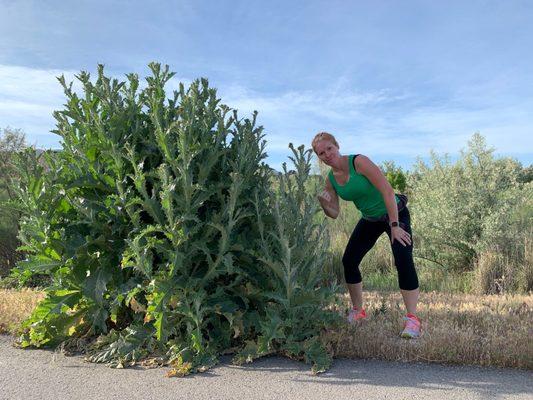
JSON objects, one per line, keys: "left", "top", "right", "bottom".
{"left": 312, "top": 131, "right": 421, "bottom": 338}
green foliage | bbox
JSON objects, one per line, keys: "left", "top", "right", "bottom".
{"left": 14, "top": 64, "right": 339, "bottom": 374}
{"left": 381, "top": 161, "right": 407, "bottom": 193}
{"left": 0, "top": 127, "right": 27, "bottom": 277}
{"left": 0, "top": 127, "right": 26, "bottom": 202}
{"left": 409, "top": 133, "right": 532, "bottom": 291}
{"left": 232, "top": 144, "right": 342, "bottom": 373}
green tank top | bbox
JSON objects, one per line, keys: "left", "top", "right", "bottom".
{"left": 328, "top": 154, "right": 399, "bottom": 218}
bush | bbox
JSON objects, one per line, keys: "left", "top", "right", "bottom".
{"left": 13, "top": 64, "right": 340, "bottom": 374}
{"left": 380, "top": 161, "right": 408, "bottom": 193}
{"left": 409, "top": 133, "right": 532, "bottom": 293}
{"left": 0, "top": 127, "right": 27, "bottom": 277}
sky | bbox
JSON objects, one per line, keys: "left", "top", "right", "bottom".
{"left": 1, "top": 0, "right": 532, "bottom": 171}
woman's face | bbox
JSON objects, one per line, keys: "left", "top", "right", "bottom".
{"left": 314, "top": 139, "right": 340, "bottom": 166}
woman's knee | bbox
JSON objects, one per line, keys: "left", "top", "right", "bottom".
{"left": 342, "top": 253, "right": 363, "bottom": 284}
{"left": 395, "top": 257, "right": 419, "bottom": 290}
{"left": 344, "top": 264, "right": 362, "bottom": 284}
{"left": 399, "top": 273, "right": 419, "bottom": 290}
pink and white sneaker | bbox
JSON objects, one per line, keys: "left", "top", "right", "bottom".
{"left": 401, "top": 313, "right": 421, "bottom": 338}
{"left": 347, "top": 308, "right": 367, "bottom": 324}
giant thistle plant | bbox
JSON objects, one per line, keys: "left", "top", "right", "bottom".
{"left": 12, "top": 63, "right": 340, "bottom": 374}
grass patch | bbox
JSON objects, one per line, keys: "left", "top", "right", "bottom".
{"left": 363, "top": 269, "right": 475, "bottom": 293}
{"left": 325, "top": 291, "right": 533, "bottom": 369}
{"left": 0, "top": 288, "right": 45, "bottom": 334}
{"left": 1, "top": 289, "right": 531, "bottom": 370}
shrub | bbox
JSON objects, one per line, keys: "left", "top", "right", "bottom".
{"left": 0, "top": 127, "right": 27, "bottom": 277}
{"left": 13, "top": 64, "right": 339, "bottom": 374}
{"left": 380, "top": 161, "right": 408, "bottom": 193}
{"left": 409, "top": 133, "right": 532, "bottom": 292}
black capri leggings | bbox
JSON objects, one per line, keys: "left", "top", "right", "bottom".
{"left": 342, "top": 206, "right": 419, "bottom": 290}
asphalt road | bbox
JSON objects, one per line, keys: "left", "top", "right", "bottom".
{"left": 0, "top": 335, "right": 531, "bottom": 400}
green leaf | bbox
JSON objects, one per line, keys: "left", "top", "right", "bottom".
{"left": 83, "top": 266, "right": 112, "bottom": 305}
{"left": 18, "top": 256, "right": 62, "bottom": 273}
{"left": 26, "top": 289, "right": 81, "bottom": 324}
{"left": 303, "top": 337, "right": 332, "bottom": 375}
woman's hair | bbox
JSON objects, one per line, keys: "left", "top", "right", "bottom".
{"left": 311, "top": 131, "right": 339, "bottom": 153}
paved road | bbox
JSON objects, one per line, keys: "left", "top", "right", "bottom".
{"left": 0, "top": 335, "right": 531, "bottom": 400}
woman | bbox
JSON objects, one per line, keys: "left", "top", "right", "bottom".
{"left": 312, "top": 131, "right": 421, "bottom": 338}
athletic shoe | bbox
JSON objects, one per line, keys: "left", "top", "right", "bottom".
{"left": 347, "top": 308, "right": 367, "bottom": 323}
{"left": 401, "top": 314, "right": 421, "bottom": 338}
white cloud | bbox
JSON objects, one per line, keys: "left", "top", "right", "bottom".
{"left": 0, "top": 64, "right": 79, "bottom": 146}
{"left": 0, "top": 64, "right": 192, "bottom": 147}
{"left": 1, "top": 64, "right": 531, "bottom": 168}
{"left": 217, "top": 83, "right": 533, "bottom": 162}
{"left": 396, "top": 103, "right": 533, "bottom": 155}
{"left": 217, "top": 84, "right": 412, "bottom": 159}
{"left": 0, "top": 100, "right": 55, "bottom": 115}
{"left": 220, "top": 84, "right": 404, "bottom": 121}
{"left": 0, "top": 64, "right": 77, "bottom": 103}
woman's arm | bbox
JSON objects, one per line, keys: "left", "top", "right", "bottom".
{"left": 354, "top": 155, "right": 411, "bottom": 246}
{"left": 317, "top": 178, "right": 340, "bottom": 219}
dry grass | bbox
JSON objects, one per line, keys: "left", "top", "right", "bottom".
{"left": 324, "top": 291, "right": 533, "bottom": 369}
{"left": 0, "top": 288, "right": 45, "bottom": 334}
{"left": 1, "top": 289, "right": 531, "bottom": 370}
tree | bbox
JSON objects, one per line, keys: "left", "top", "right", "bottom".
{"left": 0, "top": 127, "right": 26, "bottom": 201}
{"left": 0, "top": 127, "right": 27, "bottom": 277}
{"left": 409, "top": 133, "right": 532, "bottom": 292}
{"left": 381, "top": 160, "right": 407, "bottom": 193}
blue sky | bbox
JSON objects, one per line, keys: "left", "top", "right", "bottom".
{"left": 1, "top": 0, "right": 532, "bottom": 171}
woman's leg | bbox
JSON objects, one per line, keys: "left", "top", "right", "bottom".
{"left": 343, "top": 218, "right": 385, "bottom": 309}
{"left": 347, "top": 282, "right": 363, "bottom": 310}
{"left": 386, "top": 207, "right": 420, "bottom": 313}
{"left": 400, "top": 288, "right": 419, "bottom": 314}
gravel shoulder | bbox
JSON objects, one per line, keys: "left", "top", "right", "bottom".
{"left": 1, "top": 334, "right": 531, "bottom": 400}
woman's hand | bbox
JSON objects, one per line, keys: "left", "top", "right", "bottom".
{"left": 317, "top": 189, "right": 339, "bottom": 219}
{"left": 391, "top": 226, "right": 411, "bottom": 246}
{"left": 318, "top": 190, "right": 332, "bottom": 203}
